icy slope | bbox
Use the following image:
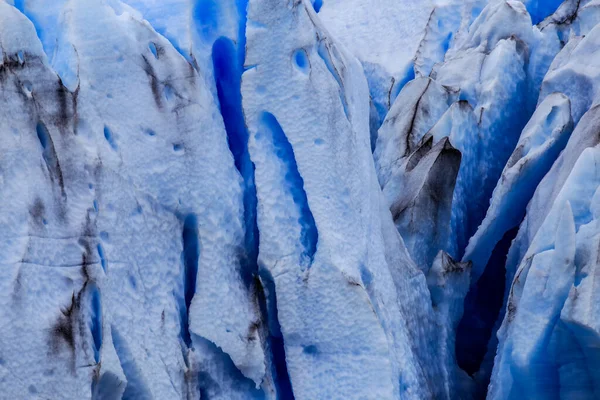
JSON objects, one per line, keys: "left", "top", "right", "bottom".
{"left": 2, "top": 0, "right": 600, "bottom": 399}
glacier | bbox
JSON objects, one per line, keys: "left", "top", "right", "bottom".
{"left": 1, "top": 0, "right": 600, "bottom": 399}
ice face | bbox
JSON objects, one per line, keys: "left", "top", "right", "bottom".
{"left": 375, "top": 0, "right": 600, "bottom": 397}
{"left": 385, "top": 136, "right": 461, "bottom": 274}
{"left": 317, "top": 0, "right": 438, "bottom": 124}
{"left": 457, "top": 92, "right": 573, "bottom": 391}
{"left": 465, "top": 93, "right": 574, "bottom": 286}
{"left": 241, "top": 1, "right": 449, "bottom": 398}
{"left": 0, "top": 0, "right": 265, "bottom": 398}
{"left": 3, "top": 0, "right": 600, "bottom": 399}
{"left": 377, "top": 0, "right": 537, "bottom": 264}
{"left": 489, "top": 147, "right": 600, "bottom": 400}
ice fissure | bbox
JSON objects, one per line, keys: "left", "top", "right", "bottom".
{"left": 179, "top": 214, "right": 199, "bottom": 348}
{"left": 212, "top": 35, "right": 258, "bottom": 287}
{"left": 210, "top": 7, "right": 296, "bottom": 396}
{"left": 258, "top": 112, "right": 318, "bottom": 264}
{"left": 4, "top": 0, "right": 600, "bottom": 399}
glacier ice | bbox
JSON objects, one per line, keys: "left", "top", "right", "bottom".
{"left": 2, "top": 0, "right": 600, "bottom": 399}
{"left": 317, "top": 0, "right": 438, "bottom": 125}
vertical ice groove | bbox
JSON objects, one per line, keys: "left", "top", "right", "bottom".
{"left": 259, "top": 112, "right": 319, "bottom": 263}
{"left": 212, "top": 35, "right": 259, "bottom": 286}
{"left": 180, "top": 214, "right": 199, "bottom": 348}
{"left": 316, "top": 37, "right": 350, "bottom": 120}
{"left": 89, "top": 283, "right": 103, "bottom": 364}
{"left": 11, "top": 0, "right": 51, "bottom": 59}
{"left": 457, "top": 92, "right": 574, "bottom": 379}
{"left": 256, "top": 269, "right": 296, "bottom": 400}
{"left": 205, "top": 1, "right": 284, "bottom": 395}
{"left": 7, "top": 0, "right": 600, "bottom": 399}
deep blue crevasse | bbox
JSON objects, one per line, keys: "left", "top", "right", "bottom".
{"left": 455, "top": 226, "right": 517, "bottom": 376}
{"left": 260, "top": 112, "right": 318, "bottom": 262}
{"left": 180, "top": 214, "right": 199, "bottom": 348}
{"left": 210, "top": 3, "right": 295, "bottom": 397}
{"left": 212, "top": 37, "right": 259, "bottom": 286}
{"left": 89, "top": 284, "right": 103, "bottom": 364}
{"left": 256, "top": 269, "right": 295, "bottom": 400}
{"left": 456, "top": 99, "right": 573, "bottom": 380}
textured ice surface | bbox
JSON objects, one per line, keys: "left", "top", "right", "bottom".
{"left": 374, "top": 1, "right": 600, "bottom": 397}
{"left": 4, "top": 0, "right": 600, "bottom": 399}
{"left": 465, "top": 93, "right": 574, "bottom": 284}
{"left": 242, "top": 1, "right": 454, "bottom": 398}
{"left": 376, "top": 0, "right": 537, "bottom": 262}
{"left": 0, "top": 0, "right": 264, "bottom": 398}
{"left": 490, "top": 147, "right": 600, "bottom": 399}
{"left": 317, "top": 0, "right": 437, "bottom": 121}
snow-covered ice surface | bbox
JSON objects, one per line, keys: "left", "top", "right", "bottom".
{"left": 2, "top": 0, "right": 600, "bottom": 399}
{"left": 317, "top": 0, "right": 437, "bottom": 123}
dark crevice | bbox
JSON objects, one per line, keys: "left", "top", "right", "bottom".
{"left": 259, "top": 112, "right": 318, "bottom": 263}
{"left": 455, "top": 225, "right": 519, "bottom": 377}
{"left": 405, "top": 79, "right": 432, "bottom": 157}
{"left": 89, "top": 284, "right": 103, "bottom": 364}
{"left": 211, "top": 5, "right": 295, "bottom": 394}
{"left": 55, "top": 80, "right": 77, "bottom": 130}
{"left": 212, "top": 36, "right": 259, "bottom": 287}
{"left": 141, "top": 55, "right": 163, "bottom": 109}
{"left": 179, "top": 214, "right": 199, "bottom": 348}
{"left": 256, "top": 271, "right": 295, "bottom": 400}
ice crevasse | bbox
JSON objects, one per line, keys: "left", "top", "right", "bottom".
{"left": 0, "top": 0, "right": 600, "bottom": 399}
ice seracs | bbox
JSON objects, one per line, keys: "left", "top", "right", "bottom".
{"left": 3, "top": 0, "right": 600, "bottom": 399}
